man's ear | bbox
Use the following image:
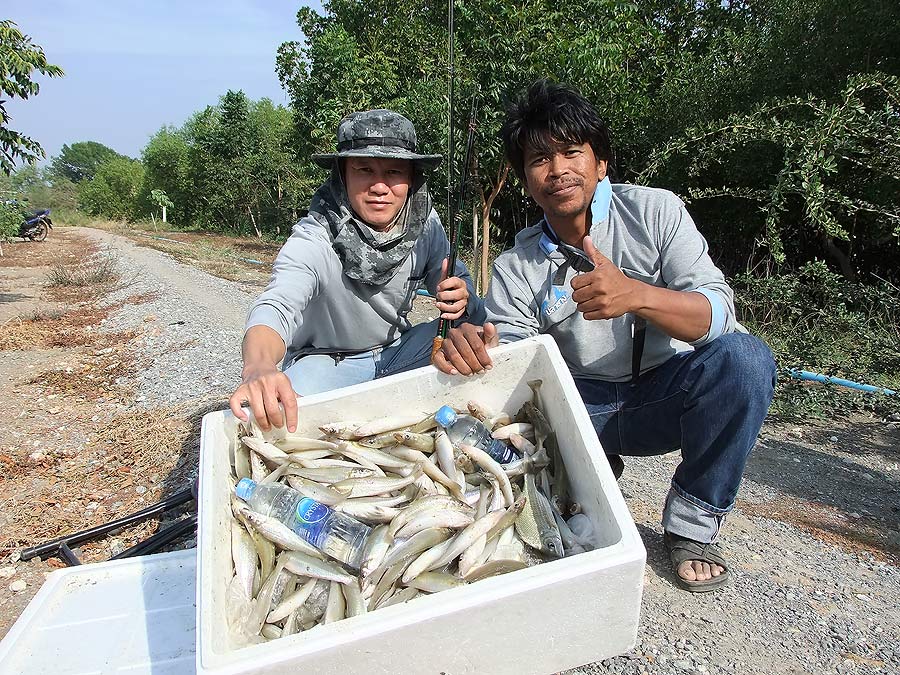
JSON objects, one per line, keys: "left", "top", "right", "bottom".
{"left": 597, "top": 159, "right": 608, "bottom": 181}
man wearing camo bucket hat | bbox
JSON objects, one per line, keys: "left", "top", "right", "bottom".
{"left": 229, "top": 109, "right": 484, "bottom": 432}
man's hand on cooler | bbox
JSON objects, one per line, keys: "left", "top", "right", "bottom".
{"left": 432, "top": 322, "right": 499, "bottom": 375}
{"left": 229, "top": 363, "right": 299, "bottom": 433}
{"left": 435, "top": 257, "right": 469, "bottom": 321}
{"left": 570, "top": 236, "right": 642, "bottom": 320}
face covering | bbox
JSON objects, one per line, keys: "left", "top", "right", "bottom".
{"left": 307, "top": 166, "right": 431, "bottom": 286}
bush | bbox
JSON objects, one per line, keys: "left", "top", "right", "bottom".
{"left": 734, "top": 260, "right": 900, "bottom": 418}
{"left": 0, "top": 202, "right": 20, "bottom": 240}
{"left": 78, "top": 157, "right": 144, "bottom": 220}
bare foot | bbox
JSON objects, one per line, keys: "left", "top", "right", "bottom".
{"left": 677, "top": 559, "right": 725, "bottom": 582}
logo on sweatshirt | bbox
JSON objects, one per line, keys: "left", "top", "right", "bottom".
{"left": 542, "top": 286, "right": 569, "bottom": 316}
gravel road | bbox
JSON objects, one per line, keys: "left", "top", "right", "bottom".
{"left": 23, "top": 228, "right": 900, "bottom": 674}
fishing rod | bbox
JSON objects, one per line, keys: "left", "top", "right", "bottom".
{"left": 431, "top": 0, "right": 478, "bottom": 363}
{"left": 432, "top": 96, "right": 477, "bottom": 362}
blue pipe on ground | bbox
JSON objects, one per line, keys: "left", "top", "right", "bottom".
{"left": 788, "top": 369, "right": 896, "bottom": 395}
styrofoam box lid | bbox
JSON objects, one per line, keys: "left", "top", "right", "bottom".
{"left": 0, "top": 550, "right": 196, "bottom": 674}
{"left": 198, "top": 335, "right": 647, "bottom": 675}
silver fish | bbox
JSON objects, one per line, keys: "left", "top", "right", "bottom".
{"left": 343, "top": 582, "right": 367, "bottom": 618}
{"left": 393, "top": 431, "right": 435, "bottom": 453}
{"left": 394, "top": 509, "right": 474, "bottom": 540}
{"left": 459, "top": 444, "right": 513, "bottom": 507}
{"left": 463, "top": 559, "right": 528, "bottom": 583}
{"left": 240, "top": 509, "right": 323, "bottom": 559}
{"left": 331, "top": 465, "right": 423, "bottom": 499}
{"left": 408, "top": 571, "right": 468, "bottom": 593}
{"left": 231, "top": 521, "right": 257, "bottom": 600}
{"left": 283, "top": 551, "right": 355, "bottom": 584}
{"left": 324, "top": 581, "right": 346, "bottom": 623}
{"left": 359, "top": 524, "right": 392, "bottom": 581}
{"left": 515, "top": 473, "right": 564, "bottom": 558}
{"left": 387, "top": 495, "right": 473, "bottom": 538}
{"left": 267, "top": 578, "right": 318, "bottom": 623}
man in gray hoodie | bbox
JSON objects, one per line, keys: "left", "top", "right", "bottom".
{"left": 434, "top": 80, "right": 776, "bottom": 592}
{"left": 230, "top": 109, "right": 483, "bottom": 433}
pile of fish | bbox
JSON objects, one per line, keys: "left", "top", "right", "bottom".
{"left": 227, "top": 380, "right": 595, "bottom": 644}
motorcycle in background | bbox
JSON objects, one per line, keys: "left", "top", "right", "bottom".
{"left": 20, "top": 208, "right": 53, "bottom": 242}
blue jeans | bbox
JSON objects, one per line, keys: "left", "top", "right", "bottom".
{"left": 283, "top": 320, "right": 439, "bottom": 396}
{"left": 574, "top": 333, "right": 776, "bottom": 544}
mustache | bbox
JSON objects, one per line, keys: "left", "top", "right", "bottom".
{"left": 544, "top": 178, "right": 583, "bottom": 195}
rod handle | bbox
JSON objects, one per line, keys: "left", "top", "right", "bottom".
{"left": 431, "top": 336, "right": 444, "bottom": 364}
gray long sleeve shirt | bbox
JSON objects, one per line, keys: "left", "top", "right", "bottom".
{"left": 247, "top": 209, "right": 485, "bottom": 367}
{"left": 487, "top": 180, "right": 736, "bottom": 381}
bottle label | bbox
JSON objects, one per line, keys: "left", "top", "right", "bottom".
{"left": 489, "top": 439, "right": 519, "bottom": 465}
{"left": 294, "top": 498, "right": 329, "bottom": 541}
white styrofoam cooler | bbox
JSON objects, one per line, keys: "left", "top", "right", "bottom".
{"left": 0, "top": 549, "right": 197, "bottom": 674}
{"left": 197, "top": 335, "right": 645, "bottom": 675}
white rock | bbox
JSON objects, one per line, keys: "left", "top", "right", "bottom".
{"left": 9, "top": 579, "right": 26, "bottom": 592}
{"left": 0, "top": 566, "right": 16, "bottom": 579}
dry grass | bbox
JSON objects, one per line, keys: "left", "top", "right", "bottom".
{"left": 0, "top": 229, "right": 97, "bottom": 269}
{"left": 47, "top": 252, "right": 119, "bottom": 287}
{"left": 28, "top": 339, "right": 138, "bottom": 401}
{"left": 0, "top": 291, "right": 157, "bottom": 352}
{"left": 124, "top": 230, "right": 279, "bottom": 284}
{"left": 0, "top": 399, "right": 220, "bottom": 558}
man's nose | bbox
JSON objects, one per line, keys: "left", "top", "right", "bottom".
{"left": 369, "top": 176, "right": 390, "bottom": 194}
{"left": 547, "top": 154, "right": 568, "bottom": 176}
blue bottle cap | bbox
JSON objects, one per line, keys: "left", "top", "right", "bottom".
{"left": 235, "top": 478, "right": 257, "bottom": 500}
{"left": 434, "top": 405, "right": 458, "bottom": 428}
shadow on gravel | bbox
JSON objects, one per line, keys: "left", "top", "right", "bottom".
{"left": 743, "top": 435, "right": 900, "bottom": 562}
{"left": 155, "top": 399, "right": 229, "bottom": 552}
{"left": 635, "top": 523, "right": 675, "bottom": 584}
{"left": 802, "top": 420, "right": 900, "bottom": 465}
{"left": 0, "top": 292, "right": 29, "bottom": 304}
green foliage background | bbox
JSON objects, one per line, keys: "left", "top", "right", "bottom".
{"left": 5, "top": 0, "right": 899, "bottom": 417}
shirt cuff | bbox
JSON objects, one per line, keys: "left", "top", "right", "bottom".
{"left": 689, "top": 289, "right": 727, "bottom": 346}
{"left": 245, "top": 304, "right": 292, "bottom": 348}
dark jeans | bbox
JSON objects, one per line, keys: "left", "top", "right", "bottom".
{"left": 574, "top": 333, "right": 776, "bottom": 543}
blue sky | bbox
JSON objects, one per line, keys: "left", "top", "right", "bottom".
{"left": 6, "top": 1, "right": 321, "bottom": 163}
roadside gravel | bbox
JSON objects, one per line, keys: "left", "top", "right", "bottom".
{"left": 82, "top": 228, "right": 254, "bottom": 407}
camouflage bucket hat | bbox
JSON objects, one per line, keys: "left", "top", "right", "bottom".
{"left": 311, "top": 109, "right": 442, "bottom": 170}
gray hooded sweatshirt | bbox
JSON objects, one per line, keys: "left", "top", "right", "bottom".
{"left": 486, "top": 179, "right": 736, "bottom": 381}
{"left": 246, "top": 209, "right": 484, "bottom": 368}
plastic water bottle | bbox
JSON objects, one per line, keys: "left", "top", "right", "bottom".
{"left": 235, "top": 478, "right": 370, "bottom": 570}
{"left": 434, "top": 405, "right": 518, "bottom": 464}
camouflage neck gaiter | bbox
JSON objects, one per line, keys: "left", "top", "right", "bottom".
{"left": 308, "top": 171, "right": 430, "bottom": 286}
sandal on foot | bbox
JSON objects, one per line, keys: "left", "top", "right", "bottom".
{"left": 664, "top": 532, "right": 731, "bottom": 593}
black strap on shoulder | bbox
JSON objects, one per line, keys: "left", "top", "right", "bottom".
{"left": 631, "top": 317, "right": 646, "bottom": 383}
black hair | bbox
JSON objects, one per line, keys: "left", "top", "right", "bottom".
{"left": 501, "top": 79, "right": 615, "bottom": 182}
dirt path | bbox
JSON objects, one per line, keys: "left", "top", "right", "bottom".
{"left": 0, "top": 227, "right": 897, "bottom": 674}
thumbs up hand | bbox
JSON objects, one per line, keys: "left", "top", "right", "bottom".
{"left": 570, "top": 236, "right": 641, "bottom": 320}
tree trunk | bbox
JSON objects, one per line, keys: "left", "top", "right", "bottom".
{"left": 822, "top": 234, "right": 855, "bottom": 280}
{"left": 479, "top": 164, "right": 509, "bottom": 292}
{"left": 162, "top": 205, "right": 167, "bottom": 223}
{"left": 248, "top": 206, "right": 262, "bottom": 239}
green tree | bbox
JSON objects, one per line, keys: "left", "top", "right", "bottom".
{"left": 276, "top": 0, "right": 661, "bottom": 286}
{"left": 0, "top": 201, "right": 20, "bottom": 249}
{"left": 141, "top": 127, "right": 192, "bottom": 223}
{"left": 78, "top": 157, "right": 144, "bottom": 220}
{"left": 0, "top": 20, "right": 63, "bottom": 174}
{"left": 641, "top": 72, "right": 900, "bottom": 280}
{"left": 50, "top": 141, "right": 125, "bottom": 183}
